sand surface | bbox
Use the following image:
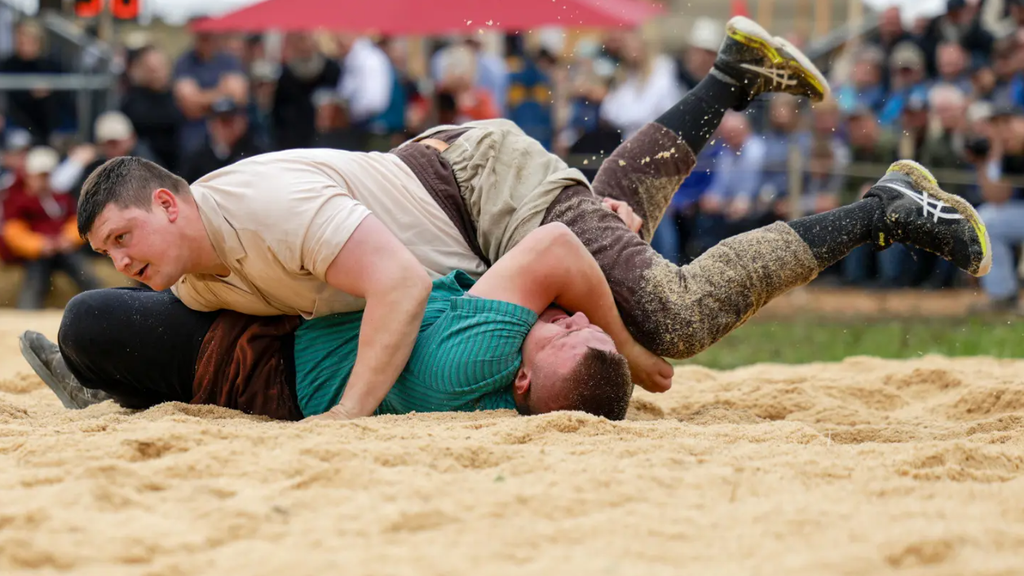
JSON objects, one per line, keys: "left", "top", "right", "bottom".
{"left": 2, "top": 310, "right": 1024, "bottom": 575}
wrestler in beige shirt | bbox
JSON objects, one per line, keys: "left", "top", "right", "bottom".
{"left": 80, "top": 148, "right": 486, "bottom": 421}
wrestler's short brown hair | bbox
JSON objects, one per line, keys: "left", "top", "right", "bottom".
{"left": 77, "top": 156, "right": 191, "bottom": 238}
{"left": 561, "top": 347, "right": 634, "bottom": 421}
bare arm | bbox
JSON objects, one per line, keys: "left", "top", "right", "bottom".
{"left": 315, "top": 215, "right": 432, "bottom": 419}
{"left": 173, "top": 78, "right": 218, "bottom": 120}
{"left": 468, "top": 223, "right": 673, "bottom": 392}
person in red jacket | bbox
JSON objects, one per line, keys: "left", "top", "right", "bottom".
{"left": 2, "top": 146, "right": 100, "bottom": 309}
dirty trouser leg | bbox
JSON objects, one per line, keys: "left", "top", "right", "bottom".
{"left": 588, "top": 71, "right": 747, "bottom": 241}
{"left": 588, "top": 123, "right": 695, "bottom": 243}
{"left": 542, "top": 186, "right": 819, "bottom": 359}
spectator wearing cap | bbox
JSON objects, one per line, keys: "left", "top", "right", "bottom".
{"left": 50, "top": 112, "right": 159, "bottom": 203}
{"left": 179, "top": 97, "right": 267, "bottom": 184}
{"left": 677, "top": 17, "right": 723, "bottom": 91}
{"left": 0, "top": 20, "right": 76, "bottom": 145}
{"left": 121, "top": 46, "right": 185, "bottom": 172}
{"left": 970, "top": 104, "right": 1024, "bottom": 313}
{"left": 172, "top": 32, "right": 250, "bottom": 158}
{"left": 919, "top": 0, "right": 994, "bottom": 77}
{"left": 1, "top": 146, "right": 100, "bottom": 309}
{"left": 272, "top": 32, "right": 342, "bottom": 151}
{"left": 879, "top": 42, "right": 930, "bottom": 126}
{"left": 835, "top": 46, "right": 887, "bottom": 115}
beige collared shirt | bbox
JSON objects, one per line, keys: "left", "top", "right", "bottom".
{"left": 171, "top": 148, "right": 487, "bottom": 318}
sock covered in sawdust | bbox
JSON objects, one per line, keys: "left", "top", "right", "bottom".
{"left": 634, "top": 222, "right": 821, "bottom": 360}
{"left": 654, "top": 71, "right": 747, "bottom": 155}
{"left": 787, "top": 198, "right": 885, "bottom": 270}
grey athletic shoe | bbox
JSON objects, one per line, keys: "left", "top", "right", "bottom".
{"left": 713, "top": 16, "right": 830, "bottom": 106}
{"left": 19, "top": 330, "right": 111, "bottom": 409}
{"left": 865, "top": 160, "right": 992, "bottom": 277}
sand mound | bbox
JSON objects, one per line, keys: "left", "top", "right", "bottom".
{"left": 1, "top": 312, "right": 1023, "bottom": 575}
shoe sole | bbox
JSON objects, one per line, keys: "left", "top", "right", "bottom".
{"left": 887, "top": 160, "right": 992, "bottom": 277}
{"left": 18, "top": 332, "right": 80, "bottom": 410}
{"left": 725, "top": 16, "right": 830, "bottom": 102}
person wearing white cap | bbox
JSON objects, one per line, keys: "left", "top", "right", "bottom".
{"left": 47, "top": 111, "right": 160, "bottom": 202}
{"left": 2, "top": 146, "right": 100, "bottom": 309}
{"left": 678, "top": 17, "right": 725, "bottom": 90}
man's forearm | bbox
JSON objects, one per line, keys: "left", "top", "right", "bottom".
{"left": 550, "top": 237, "right": 635, "bottom": 351}
{"left": 334, "top": 281, "right": 430, "bottom": 417}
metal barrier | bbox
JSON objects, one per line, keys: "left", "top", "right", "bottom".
{"left": 0, "top": 2, "right": 118, "bottom": 142}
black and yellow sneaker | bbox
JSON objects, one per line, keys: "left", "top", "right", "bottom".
{"left": 713, "top": 16, "right": 830, "bottom": 106}
{"left": 865, "top": 160, "right": 992, "bottom": 277}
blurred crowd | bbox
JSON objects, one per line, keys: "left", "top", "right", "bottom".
{"left": 0, "top": 0, "right": 1023, "bottom": 312}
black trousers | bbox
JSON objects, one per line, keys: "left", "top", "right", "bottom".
{"left": 58, "top": 288, "right": 218, "bottom": 409}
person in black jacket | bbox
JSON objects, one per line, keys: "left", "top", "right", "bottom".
{"left": 0, "top": 20, "right": 75, "bottom": 145}
{"left": 120, "top": 46, "right": 185, "bottom": 172}
{"left": 180, "top": 98, "right": 267, "bottom": 183}
{"left": 272, "top": 32, "right": 342, "bottom": 150}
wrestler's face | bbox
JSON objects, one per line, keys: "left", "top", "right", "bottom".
{"left": 514, "top": 307, "right": 617, "bottom": 412}
{"left": 89, "top": 189, "right": 185, "bottom": 291}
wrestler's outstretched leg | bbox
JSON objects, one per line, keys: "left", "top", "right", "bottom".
{"left": 589, "top": 16, "right": 829, "bottom": 240}
{"left": 546, "top": 160, "right": 991, "bottom": 359}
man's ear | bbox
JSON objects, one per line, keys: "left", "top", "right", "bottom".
{"left": 513, "top": 366, "right": 531, "bottom": 396}
{"left": 154, "top": 188, "right": 179, "bottom": 222}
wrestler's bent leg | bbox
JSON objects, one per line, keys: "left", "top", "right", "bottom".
{"left": 59, "top": 288, "right": 218, "bottom": 409}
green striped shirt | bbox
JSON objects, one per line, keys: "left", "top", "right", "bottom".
{"left": 293, "top": 271, "right": 537, "bottom": 416}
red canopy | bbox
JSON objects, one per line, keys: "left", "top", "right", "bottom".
{"left": 191, "top": 0, "right": 663, "bottom": 34}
